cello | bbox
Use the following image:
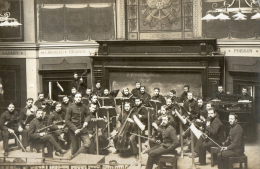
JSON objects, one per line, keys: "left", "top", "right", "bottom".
{"left": 113, "top": 108, "right": 135, "bottom": 152}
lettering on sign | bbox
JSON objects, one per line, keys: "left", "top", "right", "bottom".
{"left": 221, "top": 47, "right": 259, "bottom": 57}
{"left": 39, "top": 49, "right": 98, "bottom": 57}
{"left": 0, "top": 50, "right": 26, "bottom": 56}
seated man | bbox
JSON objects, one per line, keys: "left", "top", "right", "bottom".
{"left": 146, "top": 115, "right": 179, "bottom": 169}
{"left": 217, "top": 113, "right": 244, "bottom": 169}
{"left": 0, "top": 103, "right": 21, "bottom": 156}
{"left": 196, "top": 107, "right": 226, "bottom": 165}
{"left": 29, "top": 109, "right": 66, "bottom": 157}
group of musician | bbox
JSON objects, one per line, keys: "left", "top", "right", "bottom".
{"left": 0, "top": 74, "right": 252, "bottom": 169}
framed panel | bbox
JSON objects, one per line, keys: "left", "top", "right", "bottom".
{"left": 0, "top": 0, "right": 24, "bottom": 41}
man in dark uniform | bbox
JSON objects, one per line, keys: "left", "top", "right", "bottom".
{"left": 215, "top": 85, "right": 226, "bottom": 100}
{"left": 131, "top": 81, "right": 141, "bottom": 98}
{"left": 65, "top": 93, "right": 95, "bottom": 158}
{"left": 238, "top": 87, "right": 252, "bottom": 101}
{"left": 180, "top": 85, "right": 190, "bottom": 103}
{"left": 196, "top": 107, "right": 225, "bottom": 165}
{"left": 217, "top": 113, "right": 244, "bottom": 169}
{"left": 68, "top": 87, "right": 77, "bottom": 103}
{"left": 34, "top": 92, "right": 46, "bottom": 109}
{"left": 183, "top": 92, "right": 199, "bottom": 120}
{"left": 48, "top": 102, "right": 68, "bottom": 148}
{"left": 93, "top": 82, "right": 103, "bottom": 97}
{"left": 169, "top": 90, "right": 178, "bottom": 103}
{"left": 61, "top": 95, "right": 71, "bottom": 113}
{"left": 0, "top": 103, "right": 21, "bottom": 156}
{"left": 82, "top": 88, "right": 92, "bottom": 106}
{"left": 146, "top": 115, "right": 179, "bottom": 169}
{"left": 20, "top": 98, "right": 38, "bottom": 151}
{"left": 129, "top": 98, "right": 148, "bottom": 157}
{"left": 29, "top": 109, "right": 66, "bottom": 157}
{"left": 139, "top": 86, "right": 151, "bottom": 107}
{"left": 151, "top": 88, "right": 166, "bottom": 110}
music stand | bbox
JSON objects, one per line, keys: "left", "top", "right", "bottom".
{"left": 100, "top": 106, "right": 115, "bottom": 138}
{"left": 149, "top": 99, "right": 162, "bottom": 114}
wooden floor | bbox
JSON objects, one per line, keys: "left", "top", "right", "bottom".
{"left": 1, "top": 125, "right": 260, "bottom": 169}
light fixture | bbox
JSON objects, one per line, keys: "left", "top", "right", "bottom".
{"left": 202, "top": 0, "right": 260, "bottom": 21}
{"left": 0, "top": 12, "right": 22, "bottom": 27}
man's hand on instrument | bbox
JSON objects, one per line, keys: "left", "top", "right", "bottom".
{"left": 220, "top": 147, "right": 227, "bottom": 151}
{"left": 155, "top": 140, "right": 161, "bottom": 144}
{"left": 18, "top": 126, "right": 23, "bottom": 132}
{"left": 39, "top": 132, "right": 46, "bottom": 136}
{"left": 206, "top": 121, "right": 211, "bottom": 126}
{"left": 58, "top": 125, "right": 64, "bottom": 129}
{"left": 75, "top": 129, "right": 81, "bottom": 135}
{"left": 89, "top": 134, "right": 93, "bottom": 138}
{"left": 152, "top": 122, "right": 159, "bottom": 130}
{"left": 172, "top": 111, "right": 176, "bottom": 116}
{"left": 83, "top": 122, "right": 88, "bottom": 128}
{"left": 7, "top": 128, "right": 14, "bottom": 134}
{"left": 127, "top": 118, "right": 134, "bottom": 123}
{"left": 138, "top": 114, "right": 143, "bottom": 118}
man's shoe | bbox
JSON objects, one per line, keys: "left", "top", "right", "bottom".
{"left": 188, "top": 152, "right": 198, "bottom": 158}
{"left": 3, "top": 152, "right": 8, "bottom": 156}
{"left": 55, "top": 152, "right": 62, "bottom": 157}
{"left": 60, "top": 149, "right": 67, "bottom": 154}
{"left": 195, "top": 162, "right": 206, "bottom": 166}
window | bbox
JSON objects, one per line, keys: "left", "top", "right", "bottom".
{"left": 38, "top": 0, "right": 116, "bottom": 42}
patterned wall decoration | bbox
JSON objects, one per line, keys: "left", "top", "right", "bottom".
{"left": 0, "top": 0, "right": 23, "bottom": 41}
{"left": 139, "top": 0, "right": 182, "bottom": 31}
{"left": 127, "top": 0, "right": 194, "bottom": 39}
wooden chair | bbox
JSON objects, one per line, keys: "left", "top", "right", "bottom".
{"left": 228, "top": 155, "right": 248, "bottom": 169}
{"left": 210, "top": 147, "right": 220, "bottom": 167}
{"left": 158, "top": 154, "right": 177, "bottom": 169}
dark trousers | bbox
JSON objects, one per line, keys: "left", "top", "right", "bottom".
{"left": 21, "top": 129, "right": 29, "bottom": 148}
{"left": 217, "top": 150, "right": 241, "bottom": 169}
{"left": 198, "top": 139, "right": 215, "bottom": 164}
{"left": 129, "top": 135, "right": 138, "bottom": 155}
{"left": 2, "top": 129, "right": 20, "bottom": 152}
{"left": 145, "top": 145, "right": 176, "bottom": 169}
{"left": 69, "top": 130, "right": 92, "bottom": 156}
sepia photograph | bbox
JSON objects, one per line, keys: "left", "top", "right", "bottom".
{"left": 0, "top": 0, "right": 260, "bottom": 169}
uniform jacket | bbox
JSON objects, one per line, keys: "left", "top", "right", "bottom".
{"left": 65, "top": 103, "right": 91, "bottom": 132}
{"left": 28, "top": 117, "right": 46, "bottom": 140}
{"left": 183, "top": 98, "right": 199, "bottom": 120}
{"left": 205, "top": 116, "right": 225, "bottom": 144}
{"left": 225, "top": 123, "right": 244, "bottom": 154}
{"left": 0, "top": 110, "right": 21, "bottom": 130}
{"left": 157, "top": 124, "right": 179, "bottom": 150}
{"left": 139, "top": 92, "right": 151, "bottom": 107}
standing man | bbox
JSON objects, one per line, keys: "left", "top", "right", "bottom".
{"left": 215, "top": 85, "right": 225, "bottom": 100}
{"left": 0, "top": 103, "right": 21, "bottom": 156}
{"left": 217, "top": 113, "right": 244, "bottom": 169}
{"left": 197, "top": 108, "right": 225, "bottom": 165}
{"left": 93, "top": 82, "right": 103, "bottom": 97}
{"left": 183, "top": 92, "right": 199, "bottom": 120}
{"left": 65, "top": 93, "right": 95, "bottom": 158}
{"left": 131, "top": 81, "right": 141, "bottom": 98}
{"left": 145, "top": 115, "right": 179, "bottom": 169}
{"left": 180, "top": 85, "right": 190, "bottom": 103}
{"left": 151, "top": 88, "right": 166, "bottom": 110}
{"left": 139, "top": 86, "right": 151, "bottom": 107}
